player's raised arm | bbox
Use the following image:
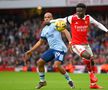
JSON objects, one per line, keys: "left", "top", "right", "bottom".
{"left": 50, "top": 15, "right": 73, "bottom": 26}
{"left": 90, "top": 15, "right": 108, "bottom": 32}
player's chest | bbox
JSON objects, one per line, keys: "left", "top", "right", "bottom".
{"left": 72, "top": 20, "right": 89, "bottom": 32}
{"left": 73, "top": 19, "right": 89, "bottom": 25}
{"left": 45, "top": 28, "right": 59, "bottom": 38}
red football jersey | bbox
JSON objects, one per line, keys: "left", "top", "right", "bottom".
{"left": 71, "top": 14, "right": 90, "bottom": 45}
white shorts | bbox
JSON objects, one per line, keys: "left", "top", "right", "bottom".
{"left": 72, "top": 44, "right": 93, "bottom": 57}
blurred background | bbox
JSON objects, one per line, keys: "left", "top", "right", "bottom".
{"left": 0, "top": 0, "right": 108, "bottom": 73}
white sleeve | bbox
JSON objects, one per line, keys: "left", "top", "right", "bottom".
{"left": 50, "top": 15, "right": 73, "bottom": 24}
{"left": 90, "top": 15, "right": 108, "bottom": 32}
{"left": 67, "top": 15, "right": 73, "bottom": 24}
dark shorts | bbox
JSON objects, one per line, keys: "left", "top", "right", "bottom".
{"left": 40, "top": 49, "right": 66, "bottom": 62}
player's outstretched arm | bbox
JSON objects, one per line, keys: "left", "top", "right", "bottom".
{"left": 25, "top": 39, "right": 45, "bottom": 59}
{"left": 90, "top": 16, "right": 108, "bottom": 32}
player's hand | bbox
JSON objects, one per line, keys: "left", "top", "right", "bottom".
{"left": 24, "top": 50, "right": 32, "bottom": 60}
{"left": 68, "top": 42, "right": 73, "bottom": 53}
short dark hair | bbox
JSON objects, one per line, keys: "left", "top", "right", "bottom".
{"left": 76, "top": 3, "right": 87, "bottom": 9}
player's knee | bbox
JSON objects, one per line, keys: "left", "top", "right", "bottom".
{"left": 85, "top": 54, "right": 91, "bottom": 60}
{"left": 53, "top": 63, "right": 61, "bottom": 69}
{"left": 53, "top": 61, "right": 61, "bottom": 68}
{"left": 81, "top": 51, "right": 91, "bottom": 60}
{"left": 37, "top": 59, "right": 45, "bottom": 66}
{"left": 53, "top": 64, "right": 58, "bottom": 69}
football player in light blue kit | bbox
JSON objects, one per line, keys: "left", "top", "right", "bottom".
{"left": 25, "top": 12, "right": 74, "bottom": 89}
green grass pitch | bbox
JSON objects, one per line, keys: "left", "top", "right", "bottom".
{"left": 0, "top": 72, "right": 107, "bottom": 90}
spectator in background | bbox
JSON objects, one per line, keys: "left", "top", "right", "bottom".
{"left": 0, "top": 8, "right": 108, "bottom": 72}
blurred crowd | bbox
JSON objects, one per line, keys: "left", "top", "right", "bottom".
{"left": 0, "top": 13, "right": 108, "bottom": 72}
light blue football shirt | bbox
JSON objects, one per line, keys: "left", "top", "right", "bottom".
{"left": 41, "top": 23, "right": 67, "bottom": 52}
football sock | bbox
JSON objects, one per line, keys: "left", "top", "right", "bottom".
{"left": 83, "top": 58, "right": 98, "bottom": 84}
{"left": 63, "top": 72, "right": 72, "bottom": 82}
{"left": 82, "top": 58, "right": 96, "bottom": 72}
{"left": 89, "top": 71, "right": 94, "bottom": 78}
{"left": 39, "top": 72, "right": 45, "bottom": 82}
{"left": 82, "top": 58, "right": 90, "bottom": 65}
{"left": 82, "top": 58, "right": 91, "bottom": 71}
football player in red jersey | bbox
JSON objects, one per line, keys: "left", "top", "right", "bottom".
{"left": 51, "top": 3, "right": 108, "bottom": 89}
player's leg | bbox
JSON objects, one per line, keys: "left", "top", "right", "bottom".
{"left": 85, "top": 45, "right": 103, "bottom": 89}
{"left": 81, "top": 50, "right": 98, "bottom": 81}
{"left": 36, "top": 49, "right": 54, "bottom": 89}
{"left": 53, "top": 61, "right": 75, "bottom": 88}
{"left": 72, "top": 45, "right": 103, "bottom": 89}
{"left": 36, "top": 58, "right": 46, "bottom": 89}
{"left": 72, "top": 45, "right": 97, "bottom": 76}
{"left": 53, "top": 50, "right": 75, "bottom": 88}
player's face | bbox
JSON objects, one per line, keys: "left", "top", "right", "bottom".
{"left": 76, "top": 7, "right": 86, "bottom": 18}
{"left": 44, "top": 13, "right": 53, "bottom": 23}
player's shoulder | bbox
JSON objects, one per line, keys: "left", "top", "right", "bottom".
{"left": 41, "top": 25, "right": 49, "bottom": 32}
{"left": 84, "top": 14, "right": 93, "bottom": 20}
{"left": 50, "top": 22, "right": 56, "bottom": 29}
{"left": 72, "top": 14, "right": 77, "bottom": 17}
{"left": 86, "top": 14, "right": 90, "bottom": 16}
{"left": 85, "top": 14, "right": 92, "bottom": 18}
{"left": 71, "top": 14, "right": 78, "bottom": 20}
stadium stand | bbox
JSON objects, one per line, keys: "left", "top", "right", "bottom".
{"left": 0, "top": 1, "right": 108, "bottom": 73}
